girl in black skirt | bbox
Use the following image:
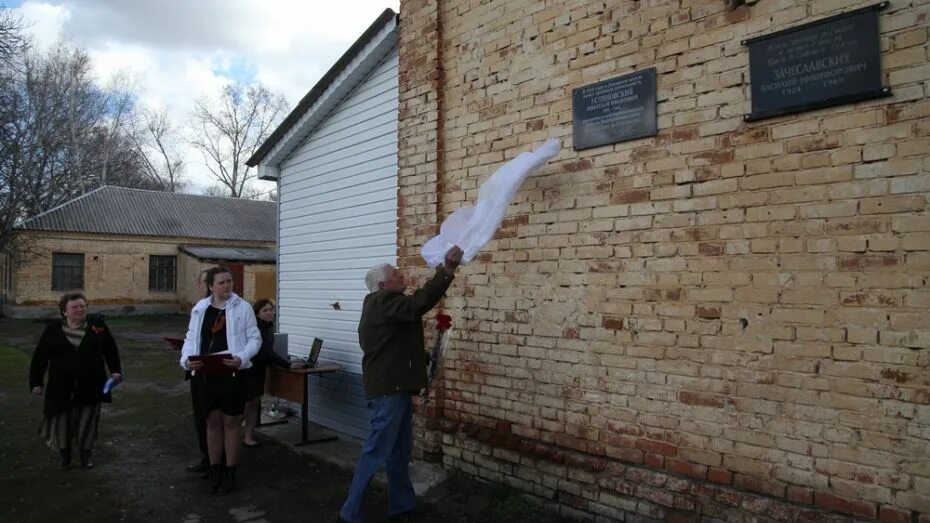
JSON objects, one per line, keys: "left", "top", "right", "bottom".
{"left": 241, "top": 299, "right": 301, "bottom": 447}
{"left": 180, "top": 267, "right": 260, "bottom": 493}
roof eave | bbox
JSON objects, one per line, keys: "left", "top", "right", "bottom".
{"left": 257, "top": 164, "right": 281, "bottom": 181}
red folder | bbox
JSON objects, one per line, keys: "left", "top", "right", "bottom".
{"left": 188, "top": 354, "right": 237, "bottom": 376}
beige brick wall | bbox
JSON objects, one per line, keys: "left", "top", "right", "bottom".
{"left": 243, "top": 264, "right": 276, "bottom": 305}
{"left": 178, "top": 252, "right": 210, "bottom": 311}
{"left": 400, "top": 0, "right": 930, "bottom": 520}
{"left": 13, "top": 231, "right": 274, "bottom": 312}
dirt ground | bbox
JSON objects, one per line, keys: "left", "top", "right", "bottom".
{"left": 0, "top": 315, "right": 569, "bottom": 523}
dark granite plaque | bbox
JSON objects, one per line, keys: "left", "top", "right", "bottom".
{"left": 573, "top": 68, "right": 657, "bottom": 150}
{"left": 744, "top": 2, "right": 890, "bottom": 122}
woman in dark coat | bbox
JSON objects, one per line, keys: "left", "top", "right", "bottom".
{"left": 29, "top": 293, "right": 122, "bottom": 469}
{"left": 242, "top": 299, "right": 300, "bottom": 447}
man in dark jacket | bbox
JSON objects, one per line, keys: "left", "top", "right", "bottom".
{"left": 339, "top": 245, "right": 463, "bottom": 523}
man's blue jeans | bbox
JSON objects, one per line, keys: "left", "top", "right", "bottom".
{"left": 339, "top": 392, "right": 416, "bottom": 523}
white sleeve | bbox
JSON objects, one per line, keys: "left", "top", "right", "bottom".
{"left": 235, "top": 304, "right": 261, "bottom": 369}
{"left": 179, "top": 308, "right": 201, "bottom": 370}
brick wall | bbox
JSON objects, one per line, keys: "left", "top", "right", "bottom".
{"left": 12, "top": 231, "right": 275, "bottom": 313}
{"left": 178, "top": 252, "right": 210, "bottom": 311}
{"left": 399, "top": 0, "right": 929, "bottom": 520}
{"left": 243, "top": 264, "right": 277, "bottom": 305}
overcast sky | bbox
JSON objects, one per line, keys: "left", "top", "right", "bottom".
{"left": 8, "top": 0, "right": 400, "bottom": 194}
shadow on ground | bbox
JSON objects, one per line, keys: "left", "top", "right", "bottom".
{"left": 0, "top": 315, "right": 570, "bottom": 523}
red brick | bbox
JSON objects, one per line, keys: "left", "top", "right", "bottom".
{"left": 814, "top": 492, "right": 877, "bottom": 519}
{"left": 708, "top": 467, "right": 733, "bottom": 484}
{"left": 679, "top": 391, "right": 726, "bottom": 408}
{"left": 692, "top": 150, "right": 734, "bottom": 164}
{"left": 602, "top": 432, "right": 637, "bottom": 449}
{"left": 564, "top": 453, "right": 607, "bottom": 473}
{"left": 610, "top": 447, "right": 644, "bottom": 464}
{"left": 665, "top": 458, "right": 707, "bottom": 479}
{"left": 611, "top": 189, "right": 651, "bottom": 204}
{"left": 554, "top": 434, "right": 590, "bottom": 453}
{"left": 500, "top": 214, "right": 529, "bottom": 228}
{"left": 644, "top": 452, "right": 665, "bottom": 468}
{"left": 786, "top": 485, "right": 813, "bottom": 505}
{"left": 601, "top": 317, "right": 624, "bottom": 330}
{"left": 838, "top": 255, "right": 902, "bottom": 271}
{"left": 733, "top": 474, "right": 786, "bottom": 498}
{"left": 637, "top": 439, "right": 678, "bottom": 457}
{"left": 562, "top": 159, "right": 593, "bottom": 172}
{"left": 879, "top": 506, "right": 912, "bottom": 523}
{"left": 645, "top": 288, "right": 682, "bottom": 301}
{"left": 656, "top": 127, "right": 700, "bottom": 145}
{"left": 698, "top": 242, "right": 724, "bottom": 255}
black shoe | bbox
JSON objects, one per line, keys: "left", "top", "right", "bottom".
{"left": 208, "top": 464, "right": 224, "bottom": 493}
{"left": 220, "top": 465, "right": 236, "bottom": 493}
{"left": 186, "top": 459, "right": 209, "bottom": 474}
{"left": 80, "top": 449, "right": 94, "bottom": 468}
{"left": 58, "top": 448, "right": 71, "bottom": 470}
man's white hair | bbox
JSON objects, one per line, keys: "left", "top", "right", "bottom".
{"left": 365, "top": 264, "right": 393, "bottom": 292}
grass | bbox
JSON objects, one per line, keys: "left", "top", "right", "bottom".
{"left": 0, "top": 345, "right": 30, "bottom": 377}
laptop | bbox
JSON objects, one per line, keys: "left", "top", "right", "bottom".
{"left": 304, "top": 338, "right": 323, "bottom": 368}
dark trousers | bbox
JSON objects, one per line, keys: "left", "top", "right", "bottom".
{"left": 190, "top": 376, "right": 208, "bottom": 460}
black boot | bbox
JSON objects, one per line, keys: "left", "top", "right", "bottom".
{"left": 221, "top": 465, "right": 236, "bottom": 493}
{"left": 208, "top": 464, "right": 224, "bottom": 493}
{"left": 58, "top": 448, "right": 71, "bottom": 470}
{"left": 80, "top": 449, "right": 94, "bottom": 468}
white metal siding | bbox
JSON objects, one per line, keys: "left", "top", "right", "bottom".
{"left": 276, "top": 49, "right": 398, "bottom": 439}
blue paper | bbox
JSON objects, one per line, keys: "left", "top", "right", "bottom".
{"left": 103, "top": 376, "right": 122, "bottom": 394}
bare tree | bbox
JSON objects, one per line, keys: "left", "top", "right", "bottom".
{"left": 0, "top": 35, "right": 169, "bottom": 254}
{"left": 132, "top": 107, "right": 185, "bottom": 192}
{"left": 0, "top": 6, "right": 26, "bottom": 68}
{"left": 97, "top": 72, "right": 139, "bottom": 186}
{"left": 190, "top": 82, "right": 286, "bottom": 198}
{"left": 201, "top": 184, "right": 231, "bottom": 198}
{"left": 0, "top": 7, "right": 23, "bottom": 254}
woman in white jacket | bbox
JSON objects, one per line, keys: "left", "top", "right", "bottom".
{"left": 180, "top": 266, "right": 260, "bottom": 493}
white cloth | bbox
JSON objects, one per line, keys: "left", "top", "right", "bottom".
{"left": 422, "top": 138, "right": 561, "bottom": 267}
{"left": 179, "top": 293, "right": 261, "bottom": 371}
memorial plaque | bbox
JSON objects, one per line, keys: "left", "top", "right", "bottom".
{"left": 744, "top": 2, "right": 890, "bottom": 122}
{"left": 573, "top": 68, "right": 657, "bottom": 150}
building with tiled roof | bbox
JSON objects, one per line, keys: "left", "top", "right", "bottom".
{"left": 3, "top": 186, "right": 278, "bottom": 318}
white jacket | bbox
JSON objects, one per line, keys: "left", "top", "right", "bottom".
{"left": 180, "top": 293, "right": 261, "bottom": 372}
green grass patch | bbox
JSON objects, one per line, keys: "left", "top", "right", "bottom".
{"left": 0, "top": 345, "right": 30, "bottom": 385}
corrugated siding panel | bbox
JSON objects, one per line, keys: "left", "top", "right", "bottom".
{"left": 277, "top": 49, "right": 398, "bottom": 439}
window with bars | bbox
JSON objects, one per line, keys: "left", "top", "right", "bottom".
{"left": 52, "top": 253, "right": 85, "bottom": 291}
{"left": 149, "top": 255, "right": 177, "bottom": 292}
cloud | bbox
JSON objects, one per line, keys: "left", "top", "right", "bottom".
{"left": 13, "top": 0, "right": 400, "bottom": 192}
